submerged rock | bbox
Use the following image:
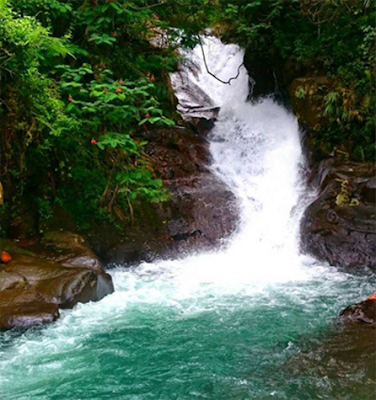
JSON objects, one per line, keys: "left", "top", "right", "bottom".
{"left": 0, "top": 235, "right": 114, "bottom": 330}
{"left": 300, "top": 158, "right": 376, "bottom": 270}
{"left": 285, "top": 322, "right": 375, "bottom": 399}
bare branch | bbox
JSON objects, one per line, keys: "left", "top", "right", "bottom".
{"left": 198, "top": 37, "right": 244, "bottom": 85}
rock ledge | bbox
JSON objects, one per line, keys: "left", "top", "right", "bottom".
{"left": 0, "top": 232, "right": 114, "bottom": 330}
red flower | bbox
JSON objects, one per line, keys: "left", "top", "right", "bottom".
{"left": 115, "top": 88, "right": 122, "bottom": 93}
{"left": 91, "top": 138, "right": 97, "bottom": 144}
{"left": 0, "top": 251, "right": 11, "bottom": 264}
{"left": 68, "top": 96, "right": 73, "bottom": 102}
{"left": 145, "top": 113, "right": 150, "bottom": 118}
{"left": 118, "top": 79, "right": 124, "bottom": 85}
{"left": 150, "top": 76, "right": 156, "bottom": 82}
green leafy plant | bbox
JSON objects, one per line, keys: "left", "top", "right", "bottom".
{"left": 215, "top": 0, "right": 375, "bottom": 161}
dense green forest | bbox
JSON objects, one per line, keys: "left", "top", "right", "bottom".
{"left": 0, "top": 0, "right": 374, "bottom": 233}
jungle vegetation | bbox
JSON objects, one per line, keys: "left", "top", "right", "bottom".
{"left": 0, "top": 0, "right": 374, "bottom": 233}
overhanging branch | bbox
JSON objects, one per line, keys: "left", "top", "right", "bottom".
{"left": 199, "top": 37, "right": 244, "bottom": 85}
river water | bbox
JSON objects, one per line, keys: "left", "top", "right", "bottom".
{"left": 0, "top": 37, "right": 374, "bottom": 400}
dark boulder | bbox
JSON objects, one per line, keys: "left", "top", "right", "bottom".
{"left": 300, "top": 158, "right": 376, "bottom": 270}
{"left": 339, "top": 298, "right": 376, "bottom": 326}
{"left": 0, "top": 236, "right": 114, "bottom": 329}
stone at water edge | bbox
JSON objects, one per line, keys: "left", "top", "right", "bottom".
{"left": 339, "top": 298, "right": 376, "bottom": 326}
{"left": 300, "top": 159, "right": 376, "bottom": 270}
{"left": 0, "top": 289, "right": 60, "bottom": 330}
{"left": 0, "top": 236, "right": 114, "bottom": 330}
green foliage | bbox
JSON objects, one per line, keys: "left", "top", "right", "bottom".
{"left": 3, "top": 0, "right": 372, "bottom": 235}
{"left": 215, "top": 0, "right": 375, "bottom": 161}
{"left": 0, "top": 0, "right": 212, "bottom": 232}
{"left": 0, "top": 0, "right": 73, "bottom": 207}
{"left": 295, "top": 86, "right": 307, "bottom": 99}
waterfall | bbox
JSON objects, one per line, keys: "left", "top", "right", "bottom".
{"left": 1, "top": 35, "right": 374, "bottom": 400}
{"left": 168, "top": 35, "right": 312, "bottom": 287}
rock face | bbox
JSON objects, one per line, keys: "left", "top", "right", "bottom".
{"left": 0, "top": 289, "right": 60, "bottom": 329}
{"left": 300, "top": 158, "right": 375, "bottom": 270}
{"left": 339, "top": 298, "right": 376, "bottom": 326}
{"left": 170, "top": 68, "right": 220, "bottom": 136}
{"left": 0, "top": 234, "right": 114, "bottom": 330}
{"left": 89, "top": 127, "right": 239, "bottom": 265}
{"left": 40, "top": 231, "right": 103, "bottom": 273}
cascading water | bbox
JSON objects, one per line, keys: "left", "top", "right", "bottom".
{"left": 0, "top": 37, "right": 374, "bottom": 400}
{"left": 169, "top": 36, "right": 314, "bottom": 285}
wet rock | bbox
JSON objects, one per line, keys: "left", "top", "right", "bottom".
{"left": 0, "top": 289, "right": 60, "bottom": 330}
{"left": 90, "top": 127, "right": 239, "bottom": 266}
{"left": 40, "top": 231, "right": 103, "bottom": 273}
{"left": 1, "top": 251, "right": 113, "bottom": 307}
{"left": 339, "top": 299, "right": 376, "bottom": 326}
{"left": 0, "top": 237, "right": 114, "bottom": 329}
{"left": 0, "top": 239, "right": 35, "bottom": 256}
{"left": 171, "top": 73, "right": 220, "bottom": 136}
{"left": 188, "top": 116, "right": 217, "bottom": 137}
{"left": 300, "top": 158, "right": 376, "bottom": 270}
{"left": 0, "top": 270, "right": 28, "bottom": 291}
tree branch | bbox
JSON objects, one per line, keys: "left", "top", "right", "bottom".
{"left": 198, "top": 37, "right": 244, "bottom": 85}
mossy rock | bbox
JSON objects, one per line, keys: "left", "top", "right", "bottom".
{"left": 290, "top": 77, "right": 332, "bottom": 130}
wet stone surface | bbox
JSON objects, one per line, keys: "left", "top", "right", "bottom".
{"left": 300, "top": 158, "right": 376, "bottom": 271}
{"left": 0, "top": 234, "right": 114, "bottom": 330}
